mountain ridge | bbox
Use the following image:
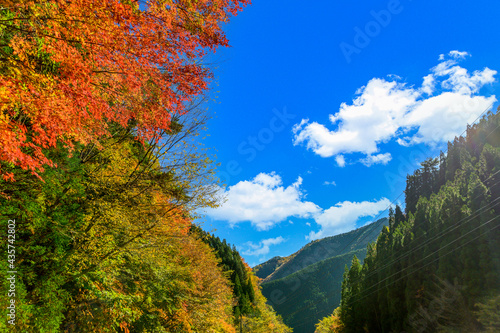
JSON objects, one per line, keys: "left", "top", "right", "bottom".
{"left": 255, "top": 217, "right": 388, "bottom": 284}
{"left": 255, "top": 218, "right": 389, "bottom": 333}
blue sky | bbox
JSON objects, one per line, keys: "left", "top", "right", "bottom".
{"left": 196, "top": 0, "right": 500, "bottom": 267}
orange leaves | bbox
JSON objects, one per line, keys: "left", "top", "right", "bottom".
{"left": 172, "top": 236, "right": 236, "bottom": 332}
{"left": 0, "top": 0, "right": 248, "bottom": 324}
{"left": 119, "top": 321, "right": 130, "bottom": 333}
{"left": 0, "top": 0, "right": 249, "bottom": 179}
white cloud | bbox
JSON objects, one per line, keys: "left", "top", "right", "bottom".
{"left": 360, "top": 153, "right": 392, "bottom": 166}
{"left": 432, "top": 55, "right": 495, "bottom": 95}
{"left": 204, "top": 172, "right": 321, "bottom": 230}
{"left": 323, "top": 180, "right": 337, "bottom": 186}
{"left": 206, "top": 172, "right": 390, "bottom": 238}
{"left": 293, "top": 78, "right": 418, "bottom": 157}
{"left": 308, "top": 198, "right": 391, "bottom": 240}
{"left": 401, "top": 93, "right": 495, "bottom": 145}
{"left": 421, "top": 74, "right": 435, "bottom": 95}
{"left": 292, "top": 118, "right": 309, "bottom": 134}
{"left": 242, "top": 236, "right": 286, "bottom": 256}
{"left": 206, "top": 172, "right": 394, "bottom": 240}
{"left": 293, "top": 51, "right": 497, "bottom": 166}
{"left": 449, "top": 50, "right": 469, "bottom": 59}
{"left": 335, "top": 155, "right": 346, "bottom": 167}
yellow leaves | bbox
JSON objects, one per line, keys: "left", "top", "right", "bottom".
{"left": 166, "top": 236, "right": 236, "bottom": 332}
{"left": 315, "top": 307, "right": 344, "bottom": 333}
{"left": 50, "top": 132, "right": 232, "bottom": 330}
{"left": 237, "top": 268, "right": 293, "bottom": 332}
{"left": 93, "top": 281, "right": 104, "bottom": 292}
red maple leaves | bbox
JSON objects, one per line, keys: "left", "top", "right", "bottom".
{"left": 0, "top": 0, "right": 249, "bottom": 180}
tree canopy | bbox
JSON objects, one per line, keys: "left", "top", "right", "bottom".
{"left": 316, "top": 109, "right": 500, "bottom": 333}
{"left": 0, "top": 0, "right": 249, "bottom": 180}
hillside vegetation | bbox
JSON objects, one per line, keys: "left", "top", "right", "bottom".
{"left": 0, "top": 2, "right": 293, "bottom": 332}
{"left": 258, "top": 218, "right": 388, "bottom": 333}
{"left": 254, "top": 256, "right": 292, "bottom": 280}
{"left": 0, "top": 119, "right": 292, "bottom": 332}
{"left": 316, "top": 110, "right": 500, "bottom": 333}
{"left": 192, "top": 226, "right": 292, "bottom": 332}
{"left": 259, "top": 218, "right": 388, "bottom": 284}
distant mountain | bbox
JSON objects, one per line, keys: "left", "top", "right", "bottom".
{"left": 260, "top": 217, "right": 388, "bottom": 283}
{"left": 258, "top": 217, "right": 388, "bottom": 333}
{"left": 262, "top": 248, "right": 367, "bottom": 333}
{"left": 254, "top": 255, "right": 292, "bottom": 280}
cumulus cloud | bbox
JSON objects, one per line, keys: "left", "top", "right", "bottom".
{"left": 448, "top": 50, "right": 469, "bottom": 59}
{"left": 323, "top": 180, "right": 337, "bottom": 186}
{"left": 360, "top": 153, "right": 392, "bottom": 167}
{"left": 421, "top": 74, "right": 436, "bottom": 95}
{"left": 292, "top": 79, "right": 419, "bottom": 158}
{"left": 204, "top": 172, "right": 320, "bottom": 230}
{"left": 205, "top": 171, "right": 393, "bottom": 240}
{"left": 335, "top": 155, "right": 347, "bottom": 167}
{"left": 293, "top": 51, "right": 497, "bottom": 166}
{"left": 400, "top": 93, "right": 495, "bottom": 145}
{"left": 242, "top": 236, "right": 286, "bottom": 256}
{"left": 308, "top": 198, "right": 391, "bottom": 240}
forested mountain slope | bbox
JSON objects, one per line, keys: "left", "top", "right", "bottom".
{"left": 259, "top": 217, "right": 388, "bottom": 284}
{"left": 191, "top": 226, "right": 292, "bottom": 332}
{"left": 262, "top": 248, "right": 367, "bottom": 333}
{"left": 316, "top": 110, "right": 500, "bottom": 333}
{"left": 258, "top": 218, "right": 388, "bottom": 333}
{"left": 254, "top": 256, "right": 293, "bottom": 280}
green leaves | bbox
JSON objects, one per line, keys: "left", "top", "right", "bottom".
{"left": 326, "top": 110, "right": 500, "bottom": 333}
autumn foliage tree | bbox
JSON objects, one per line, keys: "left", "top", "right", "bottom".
{"left": 0, "top": 0, "right": 249, "bottom": 180}
{"left": 0, "top": 1, "right": 255, "bottom": 330}
{"left": 0, "top": 1, "right": 295, "bottom": 332}
{"left": 0, "top": 112, "right": 236, "bottom": 331}
{"left": 192, "top": 227, "right": 293, "bottom": 332}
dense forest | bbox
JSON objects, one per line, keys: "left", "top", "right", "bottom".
{"left": 0, "top": 1, "right": 292, "bottom": 332}
{"left": 191, "top": 226, "right": 292, "bottom": 332}
{"left": 0, "top": 111, "right": 291, "bottom": 332}
{"left": 316, "top": 110, "right": 500, "bottom": 332}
